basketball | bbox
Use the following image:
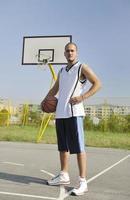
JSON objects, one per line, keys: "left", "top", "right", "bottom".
{"left": 41, "top": 96, "right": 58, "bottom": 113}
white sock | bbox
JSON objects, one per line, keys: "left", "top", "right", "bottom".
{"left": 61, "top": 171, "right": 69, "bottom": 177}
{"left": 79, "top": 176, "right": 86, "bottom": 182}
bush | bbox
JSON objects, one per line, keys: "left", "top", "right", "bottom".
{"left": 84, "top": 114, "right": 130, "bottom": 133}
{"left": 0, "top": 109, "right": 10, "bottom": 126}
{"left": 84, "top": 116, "right": 93, "bottom": 130}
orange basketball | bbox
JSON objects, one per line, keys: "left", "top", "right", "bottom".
{"left": 41, "top": 96, "right": 58, "bottom": 113}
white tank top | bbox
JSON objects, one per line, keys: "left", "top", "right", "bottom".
{"left": 55, "top": 61, "right": 86, "bottom": 118}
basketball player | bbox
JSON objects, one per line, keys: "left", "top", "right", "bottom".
{"left": 44, "top": 42, "right": 101, "bottom": 195}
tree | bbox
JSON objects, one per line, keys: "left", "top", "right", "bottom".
{"left": 107, "top": 114, "right": 128, "bottom": 133}
{"left": 28, "top": 111, "right": 42, "bottom": 125}
{"left": 0, "top": 109, "right": 10, "bottom": 126}
{"left": 84, "top": 116, "right": 93, "bottom": 130}
{"left": 124, "top": 115, "right": 130, "bottom": 132}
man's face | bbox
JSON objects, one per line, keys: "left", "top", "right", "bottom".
{"left": 64, "top": 44, "right": 77, "bottom": 63}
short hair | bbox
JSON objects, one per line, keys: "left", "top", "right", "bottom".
{"left": 65, "top": 42, "right": 78, "bottom": 51}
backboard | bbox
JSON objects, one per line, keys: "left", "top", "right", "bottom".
{"left": 22, "top": 35, "right": 72, "bottom": 65}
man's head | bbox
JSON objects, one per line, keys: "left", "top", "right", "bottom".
{"left": 64, "top": 42, "right": 78, "bottom": 64}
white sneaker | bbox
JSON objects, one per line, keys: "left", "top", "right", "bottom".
{"left": 71, "top": 177, "right": 88, "bottom": 196}
{"left": 47, "top": 171, "right": 70, "bottom": 186}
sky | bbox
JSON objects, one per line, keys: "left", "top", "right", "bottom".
{"left": 0, "top": 0, "right": 130, "bottom": 104}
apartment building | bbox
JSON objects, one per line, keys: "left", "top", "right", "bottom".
{"left": 84, "top": 103, "right": 130, "bottom": 119}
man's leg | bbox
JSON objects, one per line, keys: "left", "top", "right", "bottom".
{"left": 77, "top": 152, "right": 87, "bottom": 178}
{"left": 47, "top": 151, "right": 70, "bottom": 185}
{"left": 71, "top": 152, "right": 88, "bottom": 195}
{"left": 60, "top": 151, "right": 70, "bottom": 172}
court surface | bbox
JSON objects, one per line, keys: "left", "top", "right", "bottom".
{"left": 0, "top": 142, "right": 130, "bottom": 200}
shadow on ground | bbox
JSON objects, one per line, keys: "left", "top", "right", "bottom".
{"left": 0, "top": 172, "right": 47, "bottom": 185}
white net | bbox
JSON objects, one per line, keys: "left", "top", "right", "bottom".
{"left": 37, "top": 62, "right": 48, "bottom": 70}
{"left": 35, "top": 53, "right": 51, "bottom": 70}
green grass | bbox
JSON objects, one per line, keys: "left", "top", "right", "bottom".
{"left": 0, "top": 126, "right": 38, "bottom": 142}
{"left": 86, "top": 131, "right": 130, "bottom": 150}
{"left": 0, "top": 125, "right": 130, "bottom": 150}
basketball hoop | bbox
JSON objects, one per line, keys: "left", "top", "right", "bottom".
{"left": 35, "top": 54, "right": 51, "bottom": 70}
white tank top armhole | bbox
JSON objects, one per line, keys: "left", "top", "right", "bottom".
{"left": 79, "top": 63, "right": 87, "bottom": 84}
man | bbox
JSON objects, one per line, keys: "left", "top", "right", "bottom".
{"left": 44, "top": 42, "right": 101, "bottom": 195}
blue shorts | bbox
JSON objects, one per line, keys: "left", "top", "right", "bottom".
{"left": 55, "top": 117, "right": 85, "bottom": 154}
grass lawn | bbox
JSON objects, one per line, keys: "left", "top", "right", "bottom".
{"left": 86, "top": 131, "right": 130, "bottom": 150}
{"left": 0, "top": 125, "right": 130, "bottom": 150}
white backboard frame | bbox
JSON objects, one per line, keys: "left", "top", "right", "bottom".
{"left": 22, "top": 35, "right": 72, "bottom": 65}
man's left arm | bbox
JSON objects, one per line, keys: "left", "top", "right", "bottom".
{"left": 69, "top": 64, "right": 101, "bottom": 105}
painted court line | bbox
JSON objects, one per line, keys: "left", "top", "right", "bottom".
{"left": 40, "top": 170, "right": 68, "bottom": 200}
{"left": 41, "top": 169, "right": 55, "bottom": 177}
{"left": 0, "top": 155, "right": 129, "bottom": 199}
{"left": 64, "top": 154, "right": 130, "bottom": 199}
{"left": 87, "top": 154, "right": 130, "bottom": 183}
{"left": 0, "top": 191, "right": 56, "bottom": 200}
{"left": 0, "top": 169, "right": 56, "bottom": 199}
{"left": 57, "top": 186, "right": 69, "bottom": 200}
{"left": 2, "top": 161, "right": 24, "bottom": 166}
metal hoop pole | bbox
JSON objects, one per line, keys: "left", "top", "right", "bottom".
{"left": 36, "top": 64, "right": 57, "bottom": 142}
{"left": 48, "top": 64, "right": 57, "bottom": 81}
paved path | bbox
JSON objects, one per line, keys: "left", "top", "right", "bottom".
{"left": 0, "top": 142, "right": 130, "bottom": 200}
